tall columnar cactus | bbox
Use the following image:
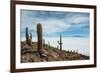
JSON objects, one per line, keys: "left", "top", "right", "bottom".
{"left": 48, "top": 41, "right": 50, "bottom": 48}
{"left": 28, "top": 32, "right": 32, "bottom": 45}
{"left": 43, "top": 39, "right": 45, "bottom": 48}
{"left": 37, "top": 23, "right": 43, "bottom": 51}
{"left": 57, "top": 45, "right": 59, "bottom": 49}
{"left": 76, "top": 50, "right": 78, "bottom": 54}
{"left": 25, "top": 27, "right": 32, "bottom": 45}
{"left": 57, "top": 34, "right": 63, "bottom": 51}
{"left": 30, "top": 32, "right": 32, "bottom": 40}
{"left": 26, "top": 27, "right": 29, "bottom": 44}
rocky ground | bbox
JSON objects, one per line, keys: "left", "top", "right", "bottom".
{"left": 21, "top": 41, "right": 89, "bottom": 63}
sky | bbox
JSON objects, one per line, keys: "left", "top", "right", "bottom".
{"left": 20, "top": 9, "right": 90, "bottom": 38}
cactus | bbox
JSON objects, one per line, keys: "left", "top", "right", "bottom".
{"left": 25, "top": 27, "right": 32, "bottom": 45}
{"left": 67, "top": 50, "right": 69, "bottom": 53}
{"left": 76, "top": 50, "right": 78, "bottom": 54}
{"left": 37, "top": 23, "right": 43, "bottom": 52}
{"left": 48, "top": 41, "right": 50, "bottom": 48}
{"left": 43, "top": 39, "right": 45, "bottom": 48}
{"left": 73, "top": 50, "right": 75, "bottom": 53}
{"left": 57, "top": 45, "right": 59, "bottom": 49}
{"left": 28, "top": 32, "right": 32, "bottom": 45}
{"left": 57, "top": 34, "right": 63, "bottom": 51}
{"left": 26, "top": 27, "right": 29, "bottom": 44}
{"left": 30, "top": 32, "right": 32, "bottom": 40}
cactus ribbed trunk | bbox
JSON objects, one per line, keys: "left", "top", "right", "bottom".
{"left": 26, "top": 27, "right": 29, "bottom": 44}
{"left": 60, "top": 34, "right": 62, "bottom": 51}
{"left": 57, "top": 34, "right": 63, "bottom": 51}
{"left": 28, "top": 32, "right": 32, "bottom": 45}
{"left": 37, "top": 23, "right": 43, "bottom": 51}
{"left": 43, "top": 39, "right": 45, "bottom": 48}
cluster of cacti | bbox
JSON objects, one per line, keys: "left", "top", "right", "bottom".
{"left": 67, "top": 50, "right": 78, "bottom": 55}
{"left": 25, "top": 27, "right": 32, "bottom": 45}
{"left": 37, "top": 23, "right": 43, "bottom": 52}
{"left": 21, "top": 23, "right": 90, "bottom": 63}
{"left": 57, "top": 34, "right": 63, "bottom": 51}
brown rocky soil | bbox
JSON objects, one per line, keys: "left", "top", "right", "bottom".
{"left": 21, "top": 41, "right": 89, "bottom": 63}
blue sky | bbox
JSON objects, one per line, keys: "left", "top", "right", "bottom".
{"left": 20, "top": 9, "right": 90, "bottom": 38}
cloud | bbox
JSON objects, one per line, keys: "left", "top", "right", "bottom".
{"left": 20, "top": 10, "right": 90, "bottom": 38}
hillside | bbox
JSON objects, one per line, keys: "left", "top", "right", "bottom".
{"left": 21, "top": 41, "right": 89, "bottom": 63}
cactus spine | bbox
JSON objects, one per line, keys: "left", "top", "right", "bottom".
{"left": 57, "top": 34, "right": 63, "bottom": 51}
{"left": 37, "top": 23, "right": 43, "bottom": 52}
{"left": 26, "top": 27, "right": 29, "bottom": 44}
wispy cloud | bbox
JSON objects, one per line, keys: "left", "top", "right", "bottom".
{"left": 20, "top": 9, "right": 90, "bottom": 38}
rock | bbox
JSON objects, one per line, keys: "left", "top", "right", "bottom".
{"left": 21, "top": 41, "right": 89, "bottom": 63}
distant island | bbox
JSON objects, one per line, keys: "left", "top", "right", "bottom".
{"left": 21, "top": 23, "right": 89, "bottom": 63}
